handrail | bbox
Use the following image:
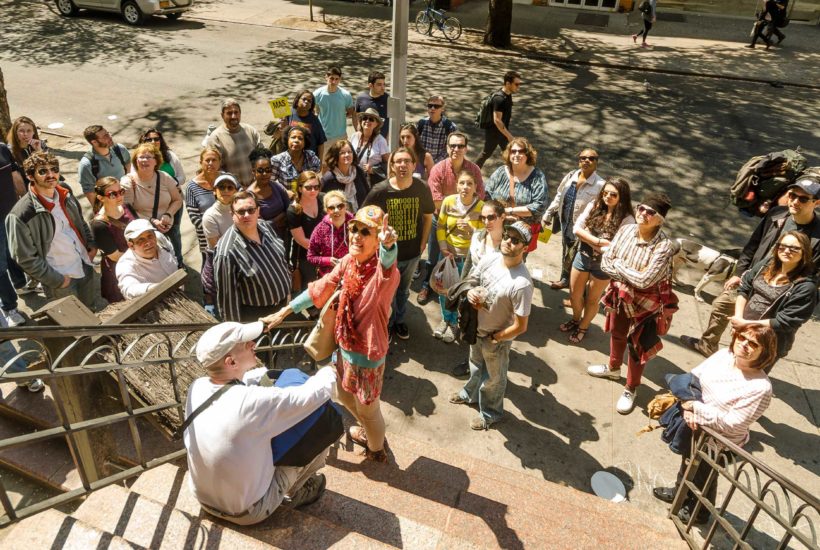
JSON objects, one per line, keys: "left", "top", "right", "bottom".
{"left": 670, "top": 426, "right": 819, "bottom": 549}
{"left": 0, "top": 320, "right": 313, "bottom": 526}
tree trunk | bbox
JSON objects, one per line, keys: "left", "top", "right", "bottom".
{"left": 0, "top": 67, "right": 11, "bottom": 143}
{"left": 484, "top": 0, "right": 513, "bottom": 49}
{"left": 309, "top": 0, "right": 314, "bottom": 21}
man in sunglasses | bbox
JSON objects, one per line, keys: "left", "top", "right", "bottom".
{"left": 543, "top": 149, "right": 605, "bottom": 290}
{"left": 116, "top": 219, "right": 179, "bottom": 300}
{"left": 681, "top": 177, "right": 820, "bottom": 357}
{"left": 475, "top": 70, "right": 522, "bottom": 169}
{"left": 213, "top": 191, "right": 292, "bottom": 322}
{"left": 416, "top": 95, "right": 457, "bottom": 163}
{"left": 7, "top": 152, "right": 97, "bottom": 309}
{"left": 450, "top": 221, "right": 533, "bottom": 430}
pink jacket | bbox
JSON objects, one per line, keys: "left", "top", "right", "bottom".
{"left": 308, "top": 213, "right": 352, "bottom": 277}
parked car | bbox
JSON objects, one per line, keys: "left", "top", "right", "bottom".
{"left": 55, "top": 0, "right": 193, "bottom": 26}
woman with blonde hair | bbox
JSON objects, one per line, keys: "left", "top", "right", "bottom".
{"left": 308, "top": 191, "right": 352, "bottom": 278}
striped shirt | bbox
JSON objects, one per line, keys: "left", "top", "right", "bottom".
{"left": 691, "top": 349, "right": 772, "bottom": 447}
{"left": 213, "top": 222, "right": 291, "bottom": 322}
{"left": 601, "top": 224, "right": 673, "bottom": 290}
{"left": 185, "top": 179, "right": 216, "bottom": 254}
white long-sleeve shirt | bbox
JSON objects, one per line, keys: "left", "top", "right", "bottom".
{"left": 115, "top": 242, "right": 178, "bottom": 299}
{"left": 691, "top": 349, "right": 772, "bottom": 447}
{"left": 184, "top": 365, "right": 337, "bottom": 515}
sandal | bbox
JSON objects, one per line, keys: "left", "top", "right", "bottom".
{"left": 559, "top": 319, "right": 580, "bottom": 333}
{"left": 569, "top": 327, "right": 587, "bottom": 344}
{"left": 347, "top": 426, "right": 368, "bottom": 448}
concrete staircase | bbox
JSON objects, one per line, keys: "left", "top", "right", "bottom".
{"left": 0, "top": 425, "right": 686, "bottom": 549}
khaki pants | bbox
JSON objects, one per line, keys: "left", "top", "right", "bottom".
{"left": 698, "top": 288, "right": 737, "bottom": 355}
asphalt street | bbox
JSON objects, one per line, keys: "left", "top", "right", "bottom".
{"left": 2, "top": 0, "right": 818, "bottom": 534}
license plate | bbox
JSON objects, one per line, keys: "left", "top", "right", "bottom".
{"left": 160, "top": 1, "right": 172, "bottom": 7}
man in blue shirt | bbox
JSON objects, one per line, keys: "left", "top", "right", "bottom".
{"left": 313, "top": 66, "right": 355, "bottom": 151}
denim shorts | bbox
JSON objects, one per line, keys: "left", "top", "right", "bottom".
{"left": 572, "top": 251, "right": 609, "bottom": 280}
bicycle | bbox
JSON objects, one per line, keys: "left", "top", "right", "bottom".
{"left": 415, "top": 0, "right": 462, "bottom": 42}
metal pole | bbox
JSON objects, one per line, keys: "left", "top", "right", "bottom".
{"left": 389, "top": 0, "right": 409, "bottom": 150}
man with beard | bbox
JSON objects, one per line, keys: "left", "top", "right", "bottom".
{"left": 449, "top": 221, "right": 533, "bottom": 430}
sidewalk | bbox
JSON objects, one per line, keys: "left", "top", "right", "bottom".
{"left": 191, "top": 0, "right": 820, "bottom": 88}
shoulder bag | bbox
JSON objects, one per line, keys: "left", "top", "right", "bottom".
{"left": 304, "top": 285, "right": 341, "bottom": 362}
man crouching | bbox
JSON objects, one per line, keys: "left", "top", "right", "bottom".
{"left": 184, "top": 321, "right": 337, "bottom": 525}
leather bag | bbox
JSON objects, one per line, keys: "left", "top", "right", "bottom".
{"left": 304, "top": 289, "right": 340, "bottom": 362}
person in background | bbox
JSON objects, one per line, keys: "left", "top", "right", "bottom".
{"left": 287, "top": 171, "right": 325, "bottom": 293}
{"left": 354, "top": 71, "right": 390, "bottom": 139}
{"left": 416, "top": 94, "right": 457, "bottom": 163}
{"left": 270, "top": 126, "right": 321, "bottom": 198}
{"left": 349, "top": 108, "right": 389, "bottom": 186}
{"left": 78, "top": 125, "right": 131, "bottom": 205}
{"left": 116, "top": 219, "right": 178, "bottom": 300}
{"left": 632, "top": 0, "right": 657, "bottom": 48}
{"left": 91, "top": 176, "right": 138, "bottom": 303}
{"left": 313, "top": 66, "right": 355, "bottom": 150}
{"left": 205, "top": 98, "right": 262, "bottom": 187}
{"left": 6, "top": 116, "right": 47, "bottom": 175}
{"left": 201, "top": 174, "right": 240, "bottom": 317}
{"left": 399, "top": 124, "right": 434, "bottom": 181}
{"left": 264, "top": 205, "right": 400, "bottom": 462}
{"left": 475, "top": 71, "right": 521, "bottom": 169}
{"left": 0, "top": 141, "right": 27, "bottom": 326}
{"left": 586, "top": 192, "right": 674, "bottom": 415}
{"left": 308, "top": 191, "right": 352, "bottom": 278}
{"left": 246, "top": 147, "right": 291, "bottom": 239}
{"left": 186, "top": 146, "right": 222, "bottom": 276}
{"left": 280, "top": 90, "right": 327, "bottom": 160}
{"left": 321, "top": 140, "right": 370, "bottom": 212}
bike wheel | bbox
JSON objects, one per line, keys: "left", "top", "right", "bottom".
{"left": 442, "top": 16, "right": 462, "bottom": 41}
{"left": 415, "top": 11, "right": 432, "bottom": 35}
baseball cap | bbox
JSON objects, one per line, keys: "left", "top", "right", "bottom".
{"left": 123, "top": 219, "right": 156, "bottom": 241}
{"left": 788, "top": 178, "right": 820, "bottom": 199}
{"left": 505, "top": 221, "right": 532, "bottom": 243}
{"left": 349, "top": 205, "right": 385, "bottom": 229}
{"left": 195, "top": 321, "right": 264, "bottom": 368}
{"left": 214, "top": 173, "right": 240, "bottom": 189}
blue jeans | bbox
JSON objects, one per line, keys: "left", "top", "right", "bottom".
{"left": 0, "top": 221, "right": 18, "bottom": 311}
{"left": 421, "top": 217, "right": 440, "bottom": 290}
{"left": 458, "top": 336, "right": 512, "bottom": 423}
{"left": 389, "top": 256, "right": 420, "bottom": 327}
{"left": 438, "top": 255, "right": 464, "bottom": 325}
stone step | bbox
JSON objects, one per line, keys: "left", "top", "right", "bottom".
{"left": 0, "top": 508, "right": 136, "bottom": 550}
{"left": 0, "top": 416, "right": 82, "bottom": 492}
{"left": 0, "top": 382, "right": 61, "bottom": 430}
{"left": 76, "top": 483, "right": 392, "bottom": 549}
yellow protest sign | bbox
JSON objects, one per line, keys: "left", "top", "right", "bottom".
{"left": 268, "top": 97, "right": 292, "bottom": 119}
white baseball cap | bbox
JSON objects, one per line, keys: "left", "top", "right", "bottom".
{"left": 195, "top": 321, "right": 264, "bottom": 368}
{"left": 123, "top": 219, "right": 156, "bottom": 241}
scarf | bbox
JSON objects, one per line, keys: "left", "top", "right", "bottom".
{"left": 336, "top": 253, "right": 378, "bottom": 351}
{"left": 333, "top": 167, "right": 359, "bottom": 210}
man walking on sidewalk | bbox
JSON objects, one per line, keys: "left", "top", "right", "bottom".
{"left": 681, "top": 179, "right": 820, "bottom": 357}
{"left": 449, "top": 221, "right": 533, "bottom": 430}
{"left": 475, "top": 71, "right": 521, "bottom": 169}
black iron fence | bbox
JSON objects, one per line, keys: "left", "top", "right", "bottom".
{"left": 0, "top": 322, "right": 313, "bottom": 526}
{"left": 671, "top": 426, "right": 819, "bottom": 549}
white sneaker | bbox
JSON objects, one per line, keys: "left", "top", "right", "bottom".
{"left": 442, "top": 324, "right": 456, "bottom": 344}
{"left": 433, "top": 321, "right": 447, "bottom": 339}
{"left": 616, "top": 388, "right": 636, "bottom": 414}
{"left": 3, "top": 309, "right": 25, "bottom": 327}
{"left": 16, "top": 379, "right": 45, "bottom": 393}
{"left": 587, "top": 364, "right": 621, "bottom": 380}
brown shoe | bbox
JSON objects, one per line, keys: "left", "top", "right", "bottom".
{"left": 347, "top": 426, "right": 368, "bottom": 448}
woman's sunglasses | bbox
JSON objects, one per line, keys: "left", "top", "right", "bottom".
{"left": 103, "top": 189, "right": 126, "bottom": 199}
{"left": 349, "top": 225, "right": 372, "bottom": 237}
{"left": 302, "top": 184, "right": 320, "bottom": 191}
{"left": 327, "top": 204, "right": 346, "bottom": 212}
{"left": 480, "top": 214, "right": 499, "bottom": 223}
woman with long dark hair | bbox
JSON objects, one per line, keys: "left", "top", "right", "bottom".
{"left": 561, "top": 177, "right": 634, "bottom": 344}
{"left": 731, "top": 230, "right": 817, "bottom": 363}
{"left": 90, "top": 177, "right": 138, "bottom": 303}
{"left": 399, "top": 123, "right": 434, "bottom": 180}
{"left": 287, "top": 171, "right": 325, "bottom": 293}
{"left": 321, "top": 140, "right": 370, "bottom": 211}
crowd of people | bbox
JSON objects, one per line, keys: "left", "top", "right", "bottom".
{"left": 2, "top": 64, "right": 819, "bottom": 528}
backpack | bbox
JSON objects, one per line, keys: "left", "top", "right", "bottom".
{"left": 475, "top": 91, "right": 502, "bottom": 129}
{"left": 638, "top": 0, "right": 652, "bottom": 14}
{"left": 84, "top": 145, "right": 128, "bottom": 179}
{"left": 729, "top": 149, "right": 807, "bottom": 217}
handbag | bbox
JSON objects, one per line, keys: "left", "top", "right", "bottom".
{"left": 303, "top": 288, "right": 341, "bottom": 362}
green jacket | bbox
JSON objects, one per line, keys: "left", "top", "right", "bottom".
{"left": 5, "top": 184, "right": 95, "bottom": 289}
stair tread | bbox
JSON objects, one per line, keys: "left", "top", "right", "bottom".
{"left": 0, "top": 382, "right": 61, "bottom": 429}
{"left": 76, "top": 483, "right": 392, "bottom": 549}
{"left": 1, "top": 508, "right": 136, "bottom": 550}
{"left": 0, "top": 416, "right": 82, "bottom": 492}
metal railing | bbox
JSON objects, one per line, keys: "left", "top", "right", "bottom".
{"left": 671, "top": 426, "right": 819, "bottom": 549}
{"left": 0, "top": 321, "right": 313, "bottom": 526}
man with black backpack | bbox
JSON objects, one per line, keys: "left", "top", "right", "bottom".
{"left": 77, "top": 125, "right": 130, "bottom": 205}
{"left": 475, "top": 71, "right": 522, "bottom": 169}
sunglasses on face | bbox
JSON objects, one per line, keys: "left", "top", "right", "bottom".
{"left": 602, "top": 190, "right": 619, "bottom": 198}
{"left": 736, "top": 332, "right": 761, "bottom": 350}
{"left": 777, "top": 243, "right": 801, "bottom": 254}
{"left": 255, "top": 167, "right": 272, "bottom": 174}
{"left": 36, "top": 166, "right": 60, "bottom": 176}
{"left": 360, "top": 117, "right": 377, "bottom": 123}
{"left": 104, "top": 189, "right": 126, "bottom": 199}
{"left": 302, "top": 184, "right": 320, "bottom": 191}
{"left": 787, "top": 191, "right": 811, "bottom": 204}
{"left": 137, "top": 155, "right": 155, "bottom": 161}
{"left": 234, "top": 207, "right": 258, "bottom": 216}
{"left": 427, "top": 104, "right": 443, "bottom": 109}
{"left": 217, "top": 185, "right": 237, "bottom": 192}
{"left": 578, "top": 155, "right": 598, "bottom": 162}
{"left": 448, "top": 143, "right": 466, "bottom": 150}
{"left": 327, "top": 204, "right": 346, "bottom": 212}
{"left": 480, "top": 214, "right": 499, "bottom": 222}
{"left": 502, "top": 232, "right": 524, "bottom": 246}
{"left": 349, "top": 225, "right": 372, "bottom": 237}
{"left": 510, "top": 148, "right": 527, "bottom": 155}
{"left": 143, "top": 137, "right": 161, "bottom": 143}
{"left": 637, "top": 205, "right": 657, "bottom": 217}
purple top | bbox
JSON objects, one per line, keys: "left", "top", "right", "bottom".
{"left": 308, "top": 212, "right": 353, "bottom": 277}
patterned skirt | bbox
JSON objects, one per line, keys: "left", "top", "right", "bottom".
{"left": 335, "top": 354, "right": 385, "bottom": 406}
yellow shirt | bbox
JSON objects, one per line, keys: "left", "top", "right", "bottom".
{"left": 436, "top": 195, "right": 484, "bottom": 255}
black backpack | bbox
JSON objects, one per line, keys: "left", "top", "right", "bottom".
{"left": 475, "top": 91, "right": 503, "bottom": 129}
{"left": 639, "top": 0, "right": 652, "bottom": 14}
{"left": 84, "top": 145, "right": 128, "bottom": 178}
{"left": 730, "top": 149, "right": 807, "bottom": 217}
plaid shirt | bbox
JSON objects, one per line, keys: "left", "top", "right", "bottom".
{"left": 417, "top": 116, "right": 457, "bottom": 163}
{"left": 601, "top": 223, "right": 674, "bottom": 298}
